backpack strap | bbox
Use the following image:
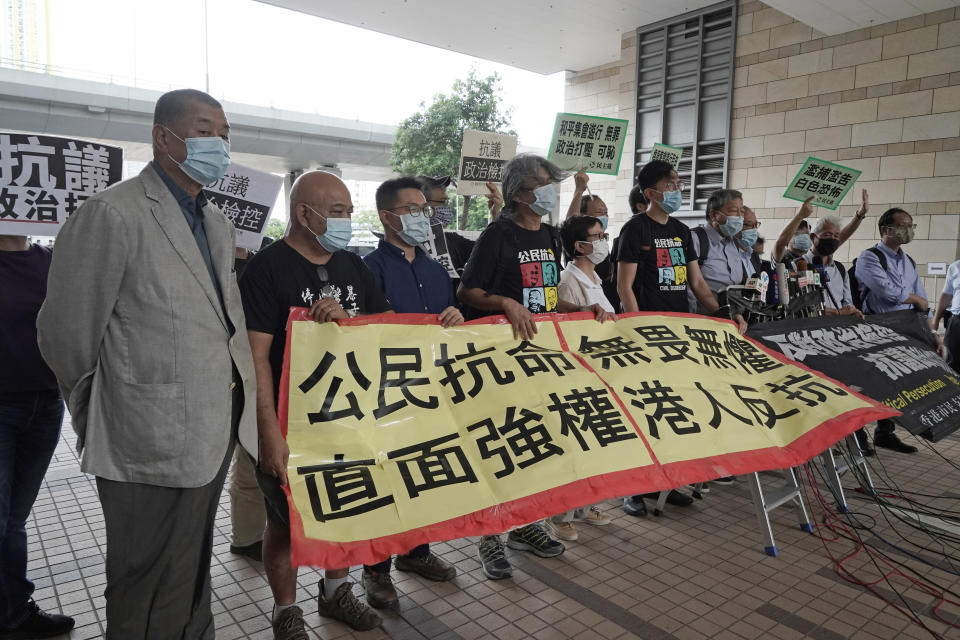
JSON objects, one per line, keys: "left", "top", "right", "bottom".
{"left": 693, "top": 226, "right": 710, "bottom": 265}
{"left": 834, "top": 259, "right": 846, "bottom": 280}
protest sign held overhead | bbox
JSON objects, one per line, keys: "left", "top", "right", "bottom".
{"left": 456, "top": 129, "right": 517, "bottom": 196}
{"left": 650, "top": 143, "right": 683, "bottom": 170}
{"left": 783, "top": 157, "right": 861, "bottom": 210}
{"left": 279, "top": 310, "right": 894, "bottom": 568}
{"left": 203, "top": 163, "right": 283, "bottom": 250}
{"left": 749, "top": 310, "right": 960, "bottom": 442}
{"left": 0, "top": 133, "right": 123, "bottom": 237}
{"left": 548, "top": 113, "right": 628, "bottom": 175}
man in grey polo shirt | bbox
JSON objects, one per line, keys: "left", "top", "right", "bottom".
{"left": 688, "top": 189, "right": 747, "bottom": 314}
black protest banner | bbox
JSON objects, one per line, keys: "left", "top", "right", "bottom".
{"left": 748, "top": 310, "right": 960, "bottom": 441}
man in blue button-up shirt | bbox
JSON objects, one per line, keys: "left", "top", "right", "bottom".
{"left": 360, "top": 176, "right": 462, "bottom": 608}
{"left": 856, "top": 207, "right": 942, "bottom": 454}
{"left": 364, "top": 176, "right": 463, "bottom": 326}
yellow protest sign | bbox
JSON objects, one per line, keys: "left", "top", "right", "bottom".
{"left": 279, "top": 311, "right": 895, "bottom": 568}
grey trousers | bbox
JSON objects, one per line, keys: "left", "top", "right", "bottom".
{"left": 96, "top": 383, "right": 241, "bottom": 640}
{"left": 97, "top": 443, "right": 232, "bottom": 640}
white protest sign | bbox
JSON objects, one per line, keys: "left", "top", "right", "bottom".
{"left": 0, "top": 133, "right": 123, "bottom": 236}
{"left": 204, "top": 163, "right": 284, "bottom": 250}
{"left": 456, "top": 129, "right": 517, "bottom": 197}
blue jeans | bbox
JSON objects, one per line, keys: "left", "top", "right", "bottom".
{"left": 0, "top": 390, "right": 64, "bottom": 627}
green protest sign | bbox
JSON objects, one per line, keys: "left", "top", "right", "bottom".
{"left": 650, "top": 143, "right": 683, "bottom": 169}
{"left": 783, "top": 157, "right": 861, "bottom": 210}
{"left": 548, "top": 113, "right": 628, "bottom": 175}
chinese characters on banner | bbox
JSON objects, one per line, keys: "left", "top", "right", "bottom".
{"left": 782, "top": 157, "right": 862, "bottom": 210}
{"left": 457, "top": 130, "right": 518, "bottom": 197}
{"left": 749, "top": 310, "right": 960, "bottom": 442}
{"left": 548, "top": 113, "right": 629, "bottom": 175}
{"left": 0, "top": 133, "right": 123, "bottom": 236}
{"left": 650, "top": 143, "right": 683, "bottom": 170}
{"left": 279, "top": 311, "right": 895, "bottom": 568}
{"left": 203, "top": 163, "right": 283, "bottom": 250}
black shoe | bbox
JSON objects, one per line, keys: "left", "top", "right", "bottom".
{"left": 874, "top": 432, "right": 917, "bottom": 454}
{"left": 713, "top": 476, "right": 735, "bottom": 485}
{"left": 664, "top": 490, "right": 694, "bottom": 507}
{"left": 854, "top": 430, "right": 875, "bottom": 457}
{"left": 230, "top": 540, "right": 263, "bottom": 562}
{"left": 0, "top": 600, "right": 74, "bottom": 639}
{"left": 622, "top": 496, "right": 647, "bottom": 517}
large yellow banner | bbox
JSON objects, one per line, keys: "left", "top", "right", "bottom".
{"left": 279, "top": 311, "right": 895, "bottom": 567}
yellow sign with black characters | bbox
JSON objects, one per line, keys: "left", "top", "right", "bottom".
{"left": 279, "top": 311, "right": 895, "bottom": 567}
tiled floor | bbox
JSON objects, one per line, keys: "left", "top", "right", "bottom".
{"left": 26, "top": 415, "right": 960, "bottom": 639}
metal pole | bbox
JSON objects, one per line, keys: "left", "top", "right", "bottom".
{"left": 204, "top": 0, "right": 210, "bottom": 93}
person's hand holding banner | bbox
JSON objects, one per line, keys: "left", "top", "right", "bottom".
{"left": 438, "top": 306, "right": 465, "bottom": 328}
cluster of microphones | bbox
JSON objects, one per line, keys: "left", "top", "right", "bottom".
{"left": 720, "top": 254, "right": 833, "bottom": 325}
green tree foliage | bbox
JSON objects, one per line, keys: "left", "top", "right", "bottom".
{"left": 391, "top": 69, "right": 514, "bottom": 231}
{"left": 264, "top": 218, "right": 286, "bottom": 239}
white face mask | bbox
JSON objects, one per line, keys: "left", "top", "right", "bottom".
{"left": 580, "top": 239, "right": 610, "bottom": 265}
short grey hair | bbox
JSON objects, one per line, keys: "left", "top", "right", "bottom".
{"left": 501, "top": 153, "right": 564, "bottom": 216}
{"left": 705, "top": 188, "right": 743, "bottom": 220}
{"left": 813, "top": 215, "right": 842, "bottom": 235}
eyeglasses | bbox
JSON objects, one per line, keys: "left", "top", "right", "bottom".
{"left": 742, "top": 221, "right": 761, "bottom": 230}
{"left": 315, "top": 265, "right": 335, "bottom": 299}
{"left": 888, "top": 223, "right": 917, "bottom": 230}
{"left": 386, "top": 205, "right": 435, "bottom": 218}
{"left": 662, "top": 182, "right": 685, "bottom": 193}
{"left": 583, "top": 232, "right": 609, "bottom": 242}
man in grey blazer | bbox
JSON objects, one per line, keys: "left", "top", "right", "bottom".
{"left": 37, "top": 89, "right": 257, "bottom": 639}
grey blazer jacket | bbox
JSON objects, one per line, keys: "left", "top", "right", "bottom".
{"left": 37, "top": 165, "right": 257, "bottom": 487}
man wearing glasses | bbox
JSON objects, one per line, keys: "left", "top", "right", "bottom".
{"left": 856, "top": 207, "right": 944, "bottom": 455}
{"left": 615, "top": 160, "right": 721, "bottom": 513}
{"left": 359, "top": 176, "right": 462, "bottom": 609}
{"left": 238, "top": 171, "right": 390, "bottom": 637}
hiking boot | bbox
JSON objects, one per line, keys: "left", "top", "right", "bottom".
{"left": 395, "top": 551, "right": 456, "bottom": 582}
{"left": 317, "top": 579, "right": 381, "bottom": 630}
{"left": 0, "top": 600, "right": 74, "bottom": 639}
{"left": 576, "top": 506, "right": 612, "bottom": 525}
{"left": 550, "top": 521, "right": 579, "bottom": 541}
{"left": 874, "top": 432, "right": 917, "bottom": 454}
{"left": 507, "top": 522, "right": 565, "bottom": 558}
{"left": 361, "top": 569, "right": 399, "bottom": 609}
{"left": 272, "top": 605, "right": 308, "bottom": 640}
{"left": 622, "top": 495, "right": 647, "bottom": 517}
{"left": 477, "top": 535, "right": 513, "bottom": 580}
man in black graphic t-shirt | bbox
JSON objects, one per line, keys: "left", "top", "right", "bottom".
{"left": 239, "top": 171, "right": 388, "bottom": 635}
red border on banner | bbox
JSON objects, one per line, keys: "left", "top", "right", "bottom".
{"left": 278, "top": 309, "right": 897, "bottom": 568}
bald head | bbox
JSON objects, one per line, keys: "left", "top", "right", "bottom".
{"left": 289, "top": 171, "right": 353, "bottom": 231}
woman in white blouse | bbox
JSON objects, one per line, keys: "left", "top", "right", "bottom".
{"left": 549, "top": 215, "right": 616, "bottom": 541}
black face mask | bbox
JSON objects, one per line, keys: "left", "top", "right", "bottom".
{"left": 817, "top": 237, "right": 839, "bottom": 256}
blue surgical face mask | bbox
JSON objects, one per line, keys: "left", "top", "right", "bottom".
{"left": 306, "top": 206, "right": 352, "bottom": 252}
{"left": 432, "top": 205, "right": 453, "bottom": 227}
{"left": 792, "top": 233, "right": 813, "bottom": 252}
{"left": 716, "top": 213, "right": 743, "bottom": 238}
{"left": 659, "top": 190, "right": 683, "bottom": 214}
{"left": 740, "top": 228, "right": 759, "bottom": 248}
{"left": 163, "top": 126, "right": 231, "bottom": 186}
{"left": 388, "top": 211, "right": 431, "bottom": 246}
{"left": 595, "top": 215, "right": 609, "bottom": 231}
{"left": 528, "top": 184, "right": 558, "bottom": 217}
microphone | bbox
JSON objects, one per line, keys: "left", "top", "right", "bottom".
{"left": 776, "top": 261, "right": 790, "bottom": 306}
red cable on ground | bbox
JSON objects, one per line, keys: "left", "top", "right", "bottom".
{"left": 797, "top": 463, "right": 960, "bottom": 637}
